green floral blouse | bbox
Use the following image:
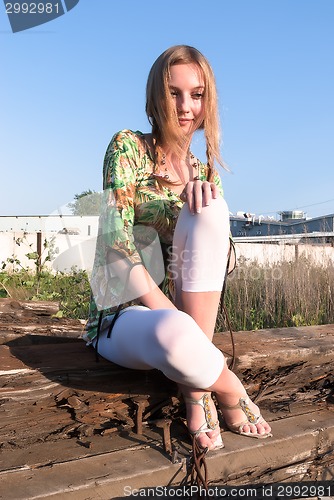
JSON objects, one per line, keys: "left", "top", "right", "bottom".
{"left": 85, "top": 129, "right": 223, "bottom": 342}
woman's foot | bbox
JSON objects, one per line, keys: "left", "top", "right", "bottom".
{"left": 218, "top": 394, "right": 272, "bottom": 439}
{"left": 185, "top": 393, "right": 224, "bottom": 450}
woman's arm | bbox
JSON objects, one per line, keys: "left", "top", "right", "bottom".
{"left": 122, "top": 263, "right": 177, "bottom": 310}
{"left": 96, "top": 130, "right": 174, "bottom": 310}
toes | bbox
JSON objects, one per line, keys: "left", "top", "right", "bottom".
{"left": 241, "top": 422, "right": 270, "bottom": 436}
{"left": 255, "top": 418, "right": 272, "bottom": 436}
{"left": 196, "top": 427, "right": 222, "bottom": 450}
{"left": 241, "top": 423, "right": 256, "bottom": 435}
{"left": 196, "top": 433, "right": 216, "bottom": 450}
{"left": 255, "top": 423, "right": 266, "bottom": 435}
{"left": 262, "top": 421, "right": 272, "bottom": 434}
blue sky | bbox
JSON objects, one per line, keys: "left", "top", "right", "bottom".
{"left": 1, "top": 0, "right": 333, "bottom": 219}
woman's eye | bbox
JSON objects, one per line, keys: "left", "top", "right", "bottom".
{"left": 170, "top": 91, "right": 178, "bottom": 97}
{"left": 192, "top": 93, "right": 204, "bottom": 99}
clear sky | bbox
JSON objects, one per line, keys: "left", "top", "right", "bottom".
{"left": 1, "top": 0, "right": 333, "bottom": 219}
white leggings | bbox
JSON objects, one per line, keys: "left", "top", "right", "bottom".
{"left": 94, "top": 197, "right": 230, "bottom": 389}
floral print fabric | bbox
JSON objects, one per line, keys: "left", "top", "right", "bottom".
{"left": 85, "top": 129, "right": 223, "bottom": 341}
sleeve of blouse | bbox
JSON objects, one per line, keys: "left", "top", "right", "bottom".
{"left": 213, "top": 171, "right": 224, "bottom": 197}
{"left": 90, "top": 130, "right": 165, "bottom": 311}
{"left": 99, "top": 129, "right": 142, "bottom": 264}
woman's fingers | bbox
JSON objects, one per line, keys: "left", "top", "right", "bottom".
{"left": 210, "top": 182, "right": 220, "bottom": 199}
{"left": 193, "top": 180, "right": 203, "bottom": 213}
{"left": 183, "top": 181, "right": 219, "bottom": 214}
{"left": 202, "top": 181, "right": 213, "bottom": 206}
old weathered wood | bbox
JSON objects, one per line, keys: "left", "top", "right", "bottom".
{"left": 0, "top": 301, "right": 333, "bottom": 499}
{"left": 0, "top": 298, "right": 60, "bottom": 316}
{"left": 0, "top": 321, "right": 85, "bottom": 345}
{"left": 0, "top": 298, "right": 85, "bottom": 345}
{"left": 1, "top": 325, "right": 333, "bottom": 456}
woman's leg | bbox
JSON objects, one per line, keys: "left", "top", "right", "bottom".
{"left": 94, "top": 306, "right": 226, "bottom": 449}
{"left": 94, "top": 306, "right": 271, "bottom": 443}
{"left": 94, "top": 307, "right": 270, "bottom": 449}
{"left": 171, "top": 197, "right": 230, "bottom": 447}
{"left": 171, "top": 196, "right": 230, "bottom": 340}
{"left": 171, "top": 197, "right": 271, "bottom": 441}
{"left": 208, "top": 363, "right": 272, "bottom": 437}
{"left": 93, "top": 307, "right": 224, "bottom": 388}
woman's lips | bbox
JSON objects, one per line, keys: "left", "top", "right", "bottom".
{"left": 178, "top": 118, "right": 192, "bottom": 125}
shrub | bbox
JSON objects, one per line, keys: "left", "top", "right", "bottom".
{"left": 0, "top": 268, "right": 90, "bottom": 320}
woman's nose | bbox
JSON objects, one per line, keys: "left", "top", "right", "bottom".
{"left": 177, "top": 95, "right": 190, "bottom": 113}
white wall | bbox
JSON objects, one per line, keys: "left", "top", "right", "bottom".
{"left": 1, "top": 231, "right": 333, "bottom": 273}
{"left": 0, "top": 232, "right": 97, "bottom": 273}
{"left": 0, "top": 215, "right": 99, "bottom": 236}
{"left": 234, "top": 242, "right": 334, "bottom": 267}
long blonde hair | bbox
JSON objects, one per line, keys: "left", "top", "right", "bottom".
{"left": 146, "top": 45, "right": 224, "bottom": 180}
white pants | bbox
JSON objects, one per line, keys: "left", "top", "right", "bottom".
{"left": 94, "top": 197, "right": 230, "bottom": 389}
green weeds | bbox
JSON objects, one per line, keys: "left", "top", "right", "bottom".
{"left": 0, "top": 268, "right": 90, "bottom": 319}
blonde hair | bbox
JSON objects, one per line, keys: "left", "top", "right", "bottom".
{"left": 146, "top": 45, "right": 224, "bottom": 180}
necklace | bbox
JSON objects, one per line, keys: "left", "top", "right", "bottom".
{"left": 152, "top": 143, "right": 200, "bottom": 185}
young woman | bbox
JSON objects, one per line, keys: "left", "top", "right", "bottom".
{"left": 85, "top": 45, "right": 272, "bottom": 451}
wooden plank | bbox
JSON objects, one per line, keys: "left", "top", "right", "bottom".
{"left": 0, "top": 298, "right": 60, "bottom": 316}
{"left": 0, "top": 409, "right": 333, "bottom": 500}
{"left": 0, "top": 302, "right": 333, "bottom": 497}
{"left": 0, "top": 298, "right": 84, "bottom": 345}
{"left": 0, "top": 340, "right": 178, "bottom": 471}
{"left": 1, "top": 325, "right": 333, "bottom": 473}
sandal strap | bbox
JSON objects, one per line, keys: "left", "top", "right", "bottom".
{"left": 184, "top": 393, "right": 217, "bottom": 431}
{"left": 219, "top": 396, "right": 262, "bottom": 425}
{"left": 240, "top": 397, "right": 261, "bottom": 424}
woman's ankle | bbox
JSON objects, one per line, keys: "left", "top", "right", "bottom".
{"left": 184, "top": 393, "right": 223, "bottom": 450}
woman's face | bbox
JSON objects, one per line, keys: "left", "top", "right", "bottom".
{"left": 168, "top": 63, "right": 205, "bottom": 135}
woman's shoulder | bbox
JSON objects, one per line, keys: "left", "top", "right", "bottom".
{"left": 108, "top": 129, "right": 152, "bottom": 157}
{"left": 110, "top": 129, "right": 146, "bottom": 147}
{"left": 112, "top": 129, "right": 144, "bottom": 141}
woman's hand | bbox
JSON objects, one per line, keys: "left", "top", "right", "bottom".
{"left": 181, "top": 180, "right": 220, "bottom": 214}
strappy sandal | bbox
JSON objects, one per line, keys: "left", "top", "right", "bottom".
{"left": 219, "top": 395, "right": 272, "bottom": 439}
{"left": 185, "top": 393, "right": 224, "bottom": 450}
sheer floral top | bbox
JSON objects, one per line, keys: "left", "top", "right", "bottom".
{"left": 84, "top": 129, "right": 223, "bottom": 342}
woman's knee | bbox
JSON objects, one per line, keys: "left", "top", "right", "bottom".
{"left": 153, "top": 309, "right": 199, "bottom": 354}
{"left": 200, "top": 197, "right": 229, "bottom": 228}
{"left": 151, "top": 308, "right": 225, "bottom": 387}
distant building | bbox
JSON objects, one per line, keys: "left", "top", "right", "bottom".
{"left": 230, "top": 211, "right": 334, "bottom": 244}
{"left": 1, "top": 212, "right": 333, "bottom": 245}
{"left": 0, "top": 215, "right": 99, "bottom": 237}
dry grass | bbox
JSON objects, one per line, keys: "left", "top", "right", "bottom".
{"left": 217, "top": 256, "right": 334, "bottom": 332}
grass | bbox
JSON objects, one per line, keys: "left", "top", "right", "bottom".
{"left": 1, "top": 256, "right": 333, "bottom": 329}
{"left": 0, "top": 268, "right": 91, "bottom": 320}
{"left": 217, "top": 256, "right": 334, "bottom": 332}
